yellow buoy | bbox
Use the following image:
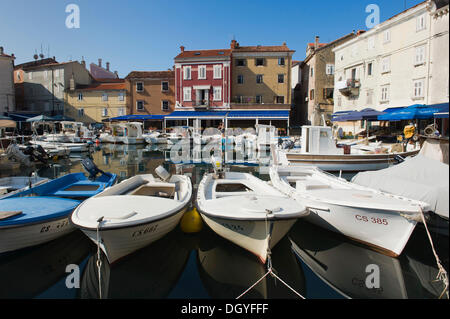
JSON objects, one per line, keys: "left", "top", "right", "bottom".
{"left": 180, "top": 207, "right": 203, "bottom": 233}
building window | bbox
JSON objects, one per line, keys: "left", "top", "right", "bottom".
{"left": 102, "top": 93, "right": 108, "bottom": 101}
{"left": 198, "top": 65, "right": 206, "bottom": 79}
{"left": 326, "top": 64, "right": 335, "bottom": 75}
{"left": 118, "top": 92, "right": 125, "bottom": 101}
{"left": 310, "top": 67, "right": 314, "bottom": 77}
{"left": 136, "top": 82, "right": 144, "bottom": 92}
{"left": 381, "top": 56, "right": 390, "bottom": 73}
{"left": 416, "top": 14, "right": 426, "bottom": 32}
{"left": 213, "top": 87, "right": 222, "bottom": 101}
{"left": 162, "top": 100, "right": 169, "bottom": 111}
{"left": 118, "top": 107, "right": 125, "bottom": 116}
{"left": 183, "top": 87, "right": 191, "bottom": 101}
{"left": 310, "top": 89, "right": 315, "bottom": 100}
{"left": 102, "top": 108, "right": 108, "bottom": 117}
{"left": 323, "top": 88, "right": 333, "bottom": 99}
{"left": 381, "top": 85, "right": 390, "bottom": 102}
{"left": 276, "top": 96, "right": 285, "bottom": 104}
{"left": 236, "top": 59, "right": 246, "bottom": 66}
{"left": 237, "top": 75, "right": 244, "bottom": 84}
{"left": 161, "top": 81, "right": 169, "bottom": 92}
{"left": 256, "top": 95, "right": 263, "bottom": 104}
{"left": 383, "top": 30, "right": 391, "bottom": 44}
{"left": 256, "top": 74, "right": 263, "bottom": 84}
{"left": 136, "top": 100, "right": 144, "bottom": 111}
{"left": 78, "top": 93, "right": 83, "bottom": 101}
{"left": 414, "top": 45, "right": 426, "bottom": 65}
{"left": 183, "top": 66, "right": 191, "bottom": 80}
{"left": 367, "top": 62, "right": 373, "bottom": 76}
{"left": 78, "top": 108, "right": 84, "bottom": 117}
{"left": 255, "top": 58, "right": 265, "bottom": 66}
{"left": 213, "top": 65, "right": 222, "bottom": 79}
{"left": 413, "top": 78, "right": 425, "bottom": 98}
{"left": 278, "top": 74, "right": 285, "bottom": 83}
{"left": 278, "top": 58, "right": 285, "bottom": 66}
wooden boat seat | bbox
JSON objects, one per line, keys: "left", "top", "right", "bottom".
{"left": 0, "top": 211, "right": 23, "bottom": 220}
{"left": 129, "top": 184, "right": 175, "bottom": 199}
{"left": 296, "top": 180, "right": 331, "bottom": 191}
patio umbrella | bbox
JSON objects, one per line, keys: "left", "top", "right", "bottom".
{"left": 52, "top": 115, "right": 75, "bottom": 121}
{"left": 26, "top": 114, "right": 57, "bottom": 122}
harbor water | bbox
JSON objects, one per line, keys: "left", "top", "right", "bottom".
{"left": 0, "top": 143, "right": 448, "bottom": 299}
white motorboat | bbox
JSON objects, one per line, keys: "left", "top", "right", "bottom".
{"left": 234, "top": 128, "right": 257, "bottom": 150}
{"left": 256, "top": 124, "right": 278, "bottom": 151}
{"left": 282, "top": 126, "right": 420, "bottom": 172}
{"left": 201, "top": 128, "right": 222, "bottom": 145}
{"left": 196, "top": 170, "right": 308, "bottom": 264}
{"left": 143, "top": 131, "right": 168, "bottom": 144}
{"left": 0, "top": 174, "right": 49, "bottom": 199}
{"left": 269, "top": 163, "right": 430, "bottom": 257}
{"left": 100, "top": 122, "right": 145, "bottom": 144}
{"left": 70, "top": 167, "right": 193, "bottom": 264}
{"left": 30, "top": 140, "right": 89, "bottom": 153}
{"left": 60, "top": 121, "right": 95, "bottom": 143}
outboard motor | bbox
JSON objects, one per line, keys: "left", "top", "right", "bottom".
{"left": 82, "top": 158, "right": 107, "bottom": 180}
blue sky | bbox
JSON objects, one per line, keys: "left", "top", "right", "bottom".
{"left": 0, "top": 0, "right": 424, "bottom": 77}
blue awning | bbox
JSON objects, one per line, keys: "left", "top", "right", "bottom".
{"left": 110, "top": 115, "right": 165, "bottom": 121}
{"left": 332, "top": 108, "right": 385, "bottom": 122}
{"left": 434, "top": 112, "right": 449, "bottom": 119}
{"left": 227, "top": 110, "right": 290, "bottom": 119}
{"left": 378, "top": 103, "right": 449, "bottom": 121}
{"left": 332, "top": 110, "right": 359, "bottom": 121}
{"left": 6, "top": 113, "right": 41, "bottom": 122}
{"left": 165, "top": 111, "right": 229, "bottom": 119}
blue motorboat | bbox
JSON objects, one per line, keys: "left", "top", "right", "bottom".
{"left": 0, "top": 159, "right": 117, "bottom": 254}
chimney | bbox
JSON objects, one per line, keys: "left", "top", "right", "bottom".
{"left": 98, "top": 58, "right": 102, "bottom": 68}
{"left": 180, "top": 46, "right": 185, "bottom": 52}
{"left": 0, "top": 47, "right": 3, "bottom": 55}
{"left": 81, "top": 57, "right": 86, "bottom": 68}
{"left": 106, "top": 62, "right": 110, "bottom": 71}
{"left": 315, "top": 36, "right": 320, "bottom": 49}
{"left": 231, "top": 40, "right": 237, "bottom": 49}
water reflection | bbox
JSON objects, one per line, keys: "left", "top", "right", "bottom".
{"left": 289, "top": 220, "right": 448, "bottom": 299}
{"left": 0, "top": 231, "right": 91, "bottom": 299}
{"left": 80, "top": 228, "right": 191, "bottom": 299}
{"left": 196, "top": 228, "right": 306, "bottom": 299}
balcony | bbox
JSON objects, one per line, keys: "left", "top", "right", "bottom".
{"left": 336, "top": 79, "right": 360, "bottom": 97}
{"left": 194, "top": 100, "right": 210, "bottom": 109}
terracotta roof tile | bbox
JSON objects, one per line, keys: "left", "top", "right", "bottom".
{"left": 125, "top": 70, "right": 174, "bottom": 79}
{"left": 175, "top": 49, "right": 232, "bottom": 59}
{"left": 76, "top": 82, "right": 126, "bottom": 91}
{"left": 233, "top": 45, "right": 294, "bottom": 52}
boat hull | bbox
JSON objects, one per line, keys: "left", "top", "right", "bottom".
{"left": 199, "top": 214, "right": 297, "bottom": 264}
{"left": 0, "top": 217, "right": 74, "bottom": 254}
{"left": 284, "top": 150, "right": 420, "bottom": 172}
{"left": 303, "top": 201, "right": 417, "bottom": 257}
{"left": 80, "top": 208, "right": 187, "bottom": 264}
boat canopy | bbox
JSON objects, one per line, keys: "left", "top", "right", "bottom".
{"left": 332, "top": 108, "right": 385, "bottom": 122}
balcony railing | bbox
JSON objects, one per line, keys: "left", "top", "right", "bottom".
{"left": 337, "top": 79, "right": 360, "bottom": 97}
{"left": 195, "top": 100, "right": 210, "bottom": 108}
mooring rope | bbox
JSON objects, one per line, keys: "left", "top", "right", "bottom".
{"left": 236, "top": 210, "right": 306, "bottom": 300}
{"left": 418, "top": 207, "right": 449, "bottom": 299}
{"left": 96, "top": 217, "right": 104, "bottom": 299}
